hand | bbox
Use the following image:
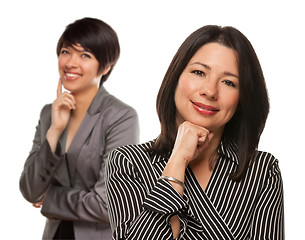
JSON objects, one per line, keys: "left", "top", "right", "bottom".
{"left": 170, "top": 215, "right": 180, "bottom": 239}
{"left": 50, "top": 79, "right": 76, "bottom": 133}
{"left": 32, "top": 194, "right": 46, "bottom": 208}
{"left": 172, "top": 121, "right": 214, "bottom": 166}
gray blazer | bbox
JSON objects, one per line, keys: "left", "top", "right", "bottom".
{"left": 20, "top": 86, "right": 139, "bottom": 239}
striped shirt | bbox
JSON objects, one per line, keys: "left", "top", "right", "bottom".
{"left": 105, "top": 140, "right": 284, "bottom": 240}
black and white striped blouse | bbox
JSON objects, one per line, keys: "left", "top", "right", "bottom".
{"left": 105, "top": 140, "right": 284, "bottom": 240}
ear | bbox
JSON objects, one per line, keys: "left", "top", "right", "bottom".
{"left": 101, "top": 65, "right": 111, "bottom": 76}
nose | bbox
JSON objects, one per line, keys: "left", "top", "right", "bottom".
{"left": 199, "top": 77, "right": 218, "bottom": 100}
{"left": 65, "top": 54, "right": 78, "bottom": 69}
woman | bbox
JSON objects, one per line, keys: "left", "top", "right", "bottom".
{"left": 19, "top": 17, "right": 139, "bottom": 239}
{"left": 105, "top": 25, "right": 284, "bottom": 240}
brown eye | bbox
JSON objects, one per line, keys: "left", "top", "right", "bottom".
{"left": 192, "top": 70, "right": 205, "bottom": 76}
{"left": 60, "top": 49, "right": 69, "bottom": 55}
{"left": 223, "top": 80, "right": 236, "bottom": 88}
{"left": 81, "top": 53, "right": 91, "bottom": 58}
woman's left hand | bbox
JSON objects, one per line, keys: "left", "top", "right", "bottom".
{"left": 32, "top": 193, "right": 46, "bottom": 208}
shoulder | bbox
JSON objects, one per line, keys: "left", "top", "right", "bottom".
{"left": 38, "top": 104, "right": 52, "bottom": 123}
{"left": 31, "top": 104, "right": 53, "bottom": 138}
{"left": 102, "top": 93, "right": 138, "bottom": 126}
{"left": 90, "top": 87, "right": 138, "bottom": 120}
{"left": 109, "top": 141, "right": 154, "bottom": 164}
{"left": 254, "top": 151, "right": 281, "bottom": 178}
{"left": 106, "top": 140, "right": 162, "bottom": 186}
{"left": 101, "top": 90, "right": 137, "bottom": 117}
{"left": 40, "top": 104, "right": 52, "bottom": 115}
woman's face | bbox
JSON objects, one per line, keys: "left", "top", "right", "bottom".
{"left": 174, "top": 42, "right": 240, "bottom": 137}
{"left": 58, "top": 44, "right": 101, "bottom": 93}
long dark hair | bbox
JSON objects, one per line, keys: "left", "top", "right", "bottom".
{"left": 151, "top": 25, "right": 269, "bottom": 181}
{"left": 56, "top": 17, "right": 120, "bottom": 85}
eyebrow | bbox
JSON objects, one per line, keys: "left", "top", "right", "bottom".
{"left": 62, "top": 44, "right": 91, "bottom": 53}
{"left": 191, "top": 62, "right": 239, "bottom": 79}
{"left": 191, "top": 62, "right": 211, "bottom": 70}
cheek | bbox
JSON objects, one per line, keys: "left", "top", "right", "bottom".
{"left": 226, "top": 92, "right": 239, "bottom": 114}
{"left": 176, "top": 75, "right": 197, "bottom": 98}
{"left": 58, "top": 58, "right": 65, "bottom": 70}
{"left": 175, "top": 80, "right": 189, "bottom": 109}
{"left": 86, "top": 63, "right": 100, "bottom": 76}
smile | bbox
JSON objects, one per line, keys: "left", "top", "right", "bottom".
{"left": 64, "top": 71, "right": 82, "bottom": 80}
{"left": 191, "top": 101, "right": 219, "bottom": 115}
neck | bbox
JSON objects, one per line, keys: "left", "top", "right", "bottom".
{"left": 71, "top": 86, "right": 99, "bottom": 117}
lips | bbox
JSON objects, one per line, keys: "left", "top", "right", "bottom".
{"left": 64, "top": 71, "right": 82, "bottom": 80}
{"left": 191, "top": 101, "right": 219, "bottom": 115}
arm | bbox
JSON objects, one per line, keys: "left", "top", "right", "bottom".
{"left": 20, "top": 80, "right": 75, "bottom": 203}
{"left": 41, "top": 107, "right": 139, "bottom": 222}
{"left": 250, "top": 159, "right": 284, "bottom": 240}
{"left": 19, "top": 106, "right": 64, "bottom": 203}
{"left": 106, "top": 148, "right": 188, "bottom": 240}
{"left": 161, "top": 121, "right": 213, "bottom": 238}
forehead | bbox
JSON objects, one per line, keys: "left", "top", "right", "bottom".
{"left": 189, "top": 43, "right": 238, "bottom": 72}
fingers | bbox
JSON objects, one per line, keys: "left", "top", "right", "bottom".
{"left": 55, "top": 79, "right": 76, "bottom": 110}
{"left": 57, "top": 79, "right": 62, "bottom": 97}
{"left": 53, "top": 92, "right": 76, "bottom": 110}
{"left": 175, "top": 121, "right": 214, "bottom": 161}
{"left": 197, "top": 131, "right": 213, "bottom": 145}
{"left": 196, "top": 131, "right": 214, "bottom": 153}
{"left": 59, "top": 92, "right": 76, "bottom": 110}
{"left": 33, "top": 203, "right": 42, "bottom": 208}
{"left": 178, "top": 121, "right": 211, "bottom": 144}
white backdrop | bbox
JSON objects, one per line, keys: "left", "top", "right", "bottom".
{"left": 0, "top": 0, "right": 303, "bottom": 239}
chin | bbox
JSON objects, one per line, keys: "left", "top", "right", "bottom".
{"left": 189, "top": 118, "right": 211, "bottom": 127}
{"left": 62, "top": 82, "right": 76, "bottom": 92}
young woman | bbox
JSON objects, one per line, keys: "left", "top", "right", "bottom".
{"left": 19, "top": 17, "right": 139, "bottom": 239}
{"left": 105, "top": 25, "right": 284, "bottom": 239}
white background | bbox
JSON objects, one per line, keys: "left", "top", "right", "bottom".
{"left": 0, "top": 0, "right": 304, "bottom": 239}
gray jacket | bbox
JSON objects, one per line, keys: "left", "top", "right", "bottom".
{"left": 20, "top": 86, "right": 139, "bottom": 239}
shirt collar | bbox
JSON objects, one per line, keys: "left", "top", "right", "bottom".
{"left": 218, "top": 140, "right": 239, "bottom": 165}
{"left": 149, "top": 139, "right": 170, "bottom": 164}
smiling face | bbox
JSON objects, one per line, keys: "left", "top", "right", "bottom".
{"left": 174, "top": 42, "right": 240, "bottom": 137}
{"left": 58, "top": 44, "right": 102, "bottom": 94}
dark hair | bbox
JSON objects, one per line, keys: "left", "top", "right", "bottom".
{"left": 151, "top": 25, "right": 269, "bottom": 181}
{"left": 56, "top": 17, "right": 120, "bottom": 85}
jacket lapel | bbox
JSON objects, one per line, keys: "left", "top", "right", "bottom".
{"left": 65, "top": 86, "right": 109, "bottom": 184}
